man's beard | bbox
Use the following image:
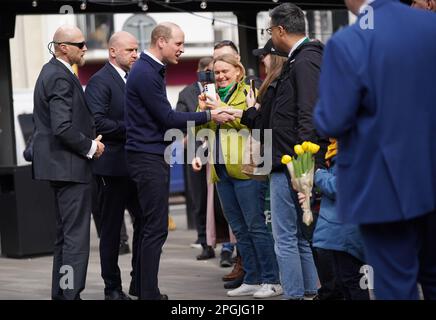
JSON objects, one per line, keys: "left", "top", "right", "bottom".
{"left": 77, "top": 57, "right": 86, "bottom": 67}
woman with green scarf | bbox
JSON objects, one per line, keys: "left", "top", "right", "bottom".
{"left": 193, "top": 54, "right": 281, "bottom": 298}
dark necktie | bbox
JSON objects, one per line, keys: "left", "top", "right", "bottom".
{"left": 124, "top": 72, "right": 129, "bottom": 80}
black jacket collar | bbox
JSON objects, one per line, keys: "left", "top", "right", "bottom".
{"left": 105, "top": 62, "right": 126, "bottom": 92}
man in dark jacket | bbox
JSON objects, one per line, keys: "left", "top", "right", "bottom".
{"left": 85, "top": 31, "right": 140, "bottom": 300}
{"left": 176, "top": 56, "right": 216, "bottom": 261}
{"left": 266, "top": 3, "right": 327, "bottom": 300}
{"left": 33, "top": 25, "right": 104, "bottom": 300}
{"left": 125, "top": 22, "right": 235, "bottom": 300}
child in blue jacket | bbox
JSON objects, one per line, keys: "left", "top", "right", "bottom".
{"left": 299, "top": 139, "right": 369, "bottom": 300}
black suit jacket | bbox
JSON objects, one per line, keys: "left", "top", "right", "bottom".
{"left": 85, "top": 62, "right": 128, "bottom": 176}
{"left": 175, "top": 82, "right": 201, "bottom": 113}
{"left": 32, "top": 58, "right": 95, "bottom": 183}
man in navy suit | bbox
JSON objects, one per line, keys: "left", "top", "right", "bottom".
{"left": 314, "top": 0, "right": 436, "bottom": 299}
{"left": 85, "top": 31, "right": 140, "bottom": 300}
{"left": 125, "top": 22, "right": 235, "bottom": 300}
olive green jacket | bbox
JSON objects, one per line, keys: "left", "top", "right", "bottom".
{"left": 196, "top": 81, "right": 252, "bottom": 183}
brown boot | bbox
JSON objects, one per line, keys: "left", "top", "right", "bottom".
{"left": 222, "top": 256, "right": 244, "bottom": 281}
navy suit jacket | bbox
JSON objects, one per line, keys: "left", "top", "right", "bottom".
{"left": 314, "top": 0, "right": 436, "bottom": 224}
{"left": 85, "top": 62, "right": 128, "bottom": 176}
{"left": 125, "top": 52, "right": 209, "bottom": 155}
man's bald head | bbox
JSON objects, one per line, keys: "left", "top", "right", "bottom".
{"left": 108, "top": 31, "right": 139, "bottom": 72}
{"left": 108, "top": 31, "right": 137, "bottom": 49}
{"left": 52, "top": 25, "right": 87, "bottom": 67}
{"left": 53, "top": 25, "right": 84, "bottom": 44}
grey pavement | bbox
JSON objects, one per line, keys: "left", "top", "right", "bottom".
{"left": 0, "top": 202, "right": 281, "bottom": 300}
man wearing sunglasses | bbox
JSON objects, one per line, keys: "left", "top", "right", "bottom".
{"left": 33, "top": 25, "right": 104, "bottom": 300}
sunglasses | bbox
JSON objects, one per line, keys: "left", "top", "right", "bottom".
{"left": 56, "top": 41, "right": 87, "bottom": 49}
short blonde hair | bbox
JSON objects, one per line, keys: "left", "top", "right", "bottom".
{"left": 213, "top": 54, "right": 245, "bottom": 83}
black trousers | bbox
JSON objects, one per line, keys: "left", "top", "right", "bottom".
{"left": 97, "top": 175, "right": 141, "bottom": 294}
{"left": 127, "top": 151, "right": 169, "bottom": 300}
{"left": 185, "top": 164, "right": 208, "bottom": 245}
{"left": 332, "top": 250, "right": 369, "bottom": 300}
{"left": 50, "top": 181, "right": 91, "bottom": 300}
{"left": 313, "top": 247, "right": 344, "bottom": 300}
{"left": 92, "top": 176, "right": 133, "bottom": 243}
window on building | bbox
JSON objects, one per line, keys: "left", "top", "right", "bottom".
{"left": 77, "top": 14, "right": 114, "bottom": 50}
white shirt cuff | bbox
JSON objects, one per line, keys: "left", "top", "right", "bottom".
{"left": 87, "top": 140, "right": 97, "bottom": 159}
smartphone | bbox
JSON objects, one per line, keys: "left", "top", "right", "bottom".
{"left": 250, "top": 79, "right": 256, "bottom": 94}
{"left": 204, "top": 83, "right": 216, "bottom": 101}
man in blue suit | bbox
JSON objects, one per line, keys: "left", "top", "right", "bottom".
{"left": 85, "top": 31, "right": 141, "bottom": 300}
{"left": 314, "top": 0, "right": 436, "bottom": 299}
{"left": 125, "top": 22, "right": 235, "bottom": 300}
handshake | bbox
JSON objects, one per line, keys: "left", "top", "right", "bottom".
{"left": 198, "top": 93, "right": 243, "bottom": 124}
{"left": 210, "top": 108, "right": 242, "bottom": 124}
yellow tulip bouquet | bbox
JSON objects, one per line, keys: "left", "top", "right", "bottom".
{"left": 281, "top": 141, "right": 320, "bottom": 226}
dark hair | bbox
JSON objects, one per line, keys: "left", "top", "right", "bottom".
{"left": 213, "top": 40, "right": 239, "bottom": 55}
{"left": 198, "top": 56, "right": 213, "bottom": 71}
{"left": 269, "top": 3, "right": 306, "bottom": 35}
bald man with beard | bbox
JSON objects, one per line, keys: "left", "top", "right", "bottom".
{"left": 33, "top": 25, "right": 104, "bottom": 300}
{"left": 85, "top": 31, "right": 141, "bottom": 300}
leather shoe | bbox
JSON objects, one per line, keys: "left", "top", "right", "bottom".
{"left": 223, "top": 275, "right": 244, "bottom": 289}
{"left": 159, "top": 294, "right": 169, "bottom": 300}
{"left": 222, "top": 256, "right": 244, "bottom": 281}
{"left": 119, "top": 241, "right": 131, "bottom": 255}
{"left": 220, "top": 251, "right": 233, "bottom": 268}
{"left": 128, "top": 281, "right": 138, "bottom": 297}
{"left": 105, "top": 290, "right": 132, "bottom": 300}
{"left": 196, "top": 246, "right": 215, "bottom": 260}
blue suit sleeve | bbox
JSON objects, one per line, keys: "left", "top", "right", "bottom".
{"left": 85, "top": 77, "right": 126, "bottom": 141}
{"left": 314, "top": 168, "right": 336, "bottom": 200}
{"left": 314, "top": 37, "right": 362, "bottom": 138}
{"left": 138, "top": 73, "right": 207, "bottom": 128}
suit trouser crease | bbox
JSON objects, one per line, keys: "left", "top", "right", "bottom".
{"left": 98, "top": 175, "right": 141, "bottom": 294}
{"left": 51, "top": 182, "right": 91, "bottom": 300}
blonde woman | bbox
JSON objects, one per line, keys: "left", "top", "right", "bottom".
{"left": 193, "top": 54, "right": 281, "bottom": 298}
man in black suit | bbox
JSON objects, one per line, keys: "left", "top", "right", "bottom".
{"left": 176, "top": 56, "right": 215, "bottom": 260}
{"left": 33, "top": 25, "right": 105, "bottom": 300}
{"left": 85, "top": 31, "right": 141, "bottom": 300}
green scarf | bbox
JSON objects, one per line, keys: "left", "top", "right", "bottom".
{"left": 218, "top": 82, "right": 235, "bottom": 101}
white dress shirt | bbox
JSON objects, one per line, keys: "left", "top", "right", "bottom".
{"left": 144, "top": 50, "right": 165, "bottom": 66}
{"left": 288, "top": 36, "right": 308, "bottom": 59}
{"left": 109, "top": 62, "right": 128, "bottom": 83}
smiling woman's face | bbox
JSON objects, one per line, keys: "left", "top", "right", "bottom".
{"left": 213, "top": 61, "right": 240, "bottom": 88}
